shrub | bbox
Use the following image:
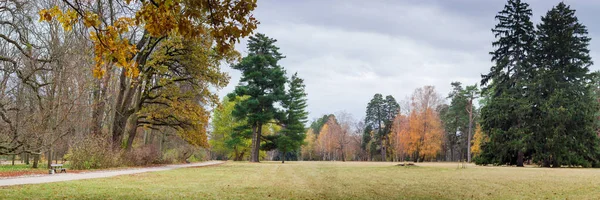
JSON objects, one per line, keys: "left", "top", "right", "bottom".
{"left": 124, "top": 145, "right": 161, "bottom": 166}
{"left": 65, "top": 137, "right": 121, "bottom": 170}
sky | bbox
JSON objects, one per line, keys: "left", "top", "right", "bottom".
{"left": 218, "top": 0, "right": 600, "bottom": 122}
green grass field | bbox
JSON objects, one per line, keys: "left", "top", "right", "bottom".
{"left": 2, "top": 161, "right": 600, "bottom": 199}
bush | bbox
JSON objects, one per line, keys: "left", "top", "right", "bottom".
{"left": 65, "top": 137, "right": 121, "bottom": 170}
{"left": 162, "top": 145, "right": 208, "bottom": 163}
{"left": 124, "top": 145, "right": 161, "bottom": 166}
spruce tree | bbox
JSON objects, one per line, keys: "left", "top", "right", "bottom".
{"left": 478, "top": 0, "right": 536, "bottom": 167}
{"left": 365, "top": 94, "right": 385, "bottom": 160}
{"left": 531, "top": 2, "right": 600, "bottom": 167}
{"left": 228, "top": 33, "right": 287, "bottom": 163}
{"left": 277, "top": 73, "right": 309, "bottom": 163}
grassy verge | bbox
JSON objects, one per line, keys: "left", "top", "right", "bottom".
{"left": 2, "top": 161, "right": 600, "bottom": 199}
{"left": 0, "top": 164, "right": 48, "bottom": 177}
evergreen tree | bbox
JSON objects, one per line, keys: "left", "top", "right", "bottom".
{"left": 228, "top": 33, "right": 287, "bottom": 162}
{"left": 531, "top": 2, "right": 600, "bottom": 167}
{"left": 361, "top": 124, "right": 373, "bottom": 160}
{"left": 364, "top": 94, "right": 399, "bottom": 161}
{"left": 365, "top": 94, "right": 385, "bottom": 160}
{"left": 310, "top": 115, "right": 330, "bottom": 137}
{"left": 443, "top": 82, "right": 470, "bottom": 161}
{"left": 277, "top": 73, "right": 309, "bottom": 163}
{"left": 478, "top": 0, "right": 536, "bottom": 167}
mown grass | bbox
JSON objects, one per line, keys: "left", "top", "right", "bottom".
{"left": 0, "top": 164, "right": 48, "bottom": 177}
{"left": 2, "top": 161, "right": 600, "bottom": 199}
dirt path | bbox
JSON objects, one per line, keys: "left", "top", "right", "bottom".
{"left": 0, "top": 161, "right": 224, "bottom": 187}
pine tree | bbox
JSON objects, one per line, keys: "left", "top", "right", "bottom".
{"left": 365, "top": 94, "right": 385, "bottom": 160}
{"left": 531, "top": 2, "right": 600, "bottom": 167}
{"left": 228, "top": 33, "right": 287, "bottom": 163}
{"left": 478, "top": 0, "right": 536, "bottom": 167}
{"left": 443, "top": 82, "right": 478, "bottom": 162}
{"left": 443, "top": 82, "right": 470, "bottom": 161}
{"left": 277, "top": 73, "right": 309, "bottom": 163}
{"left": 364, "top": 94, "right": 399, "bottom": 161}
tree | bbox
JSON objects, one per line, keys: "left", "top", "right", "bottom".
{"left": 405, "top": 86, "right": 444, "bottom": 162}
{"left": 335, "top": 111, "right": 356, "bottom": 162}
{"left": 530, "top": 2, "right": 600, "bottom": 167}
{"left": 442, "top": 82, "right": 470, "bottom": 161}
{"left": 463, "top": 85, "right": 479, "bottom": 162}
{"left": 471, "top": 124, "right": 486, "bottom": 158}
{"left": 228, "top": 33, "right": 287, "bottom": 163}
{"left": 277, "top": 73, "right": 308, "bottom": 163}
{"left": 390, "top": 113, "right": 410, "bottom": 161}
{"left": 210, "top": 96, "right": 251, "bottom": 161}
{"left": 301, "top": 129, "right": 317, "bottom": 160}
{"left": 364, "top": 94, "right": 399, "bottom": 161}
{"left": 310, "top": 115, "right": 329, "bottom": 136}
{"left": 40, "top": 0, "right": 259, "bottom": 150}
{"left": 317, "top": 123, "right": 332, "bottom": 160}
{"left": 0, "top": 1, "right": 91, "bottom": 168}
{"left": 361, "top": 125, "right": 373, "bottom": 160}
{"left": 478, "top": 0, "right": 536, "bottom": 167}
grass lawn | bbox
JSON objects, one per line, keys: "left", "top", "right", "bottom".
{"left": 0, "top": 164, "right": 48, "bottom": 177}
{"left": 2, "top": 161, "right": 600, "bottom": 199}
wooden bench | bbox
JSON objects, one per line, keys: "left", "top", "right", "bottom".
{"left": 50, "top": 164, "right": 67, "bottom": 173}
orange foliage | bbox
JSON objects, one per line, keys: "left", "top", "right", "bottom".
{"left": 316, "top": 115, "right": 346, "bottom": 161}
{"left": 391, "top": 114, "right": 410, "bottom": 158}
{"left": 391, "top": 86, "right": 444, "bottom": 161}
{"left": 39, "top": 0, "right": 258, "bottom": 78}
{"left": 471, "top": 123, "right": 486, "bottom": 157}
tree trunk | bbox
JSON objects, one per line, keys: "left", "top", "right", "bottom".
{"left": 111, "top": 70, "right": 137, "bottom": 150}
{"left": 11, "top": 155, "right": 15, "bottom": 166}
{"left": 551, "top": 156, "right": 560, "bottom": 168}
{"left": 25, "top": 153, "right": 29, "bottom": 165}
{"left": 125, "top": 115, "right": 139, "bottom": 151}
{"left": 250, "top": 123, "right": 261, "bottom": 162}
{"left": 381, "top": 140, "right": 386, "bottom": 161}
{"left": 112, "top": 113, "right": 128, "bottom": 150}
{"left": 47, "top": 148, "right": 52, "bottom": 169}
{"left": 32, "top": 154, "right": 39, "bottom": 169}
{"left": 516, "top": 151, "right": 524, "bottom": 167}
{"left": 281, "top": 151, "right": 285, "bottom": 163}
{"left": 467, "top": 100, "right": 473, "bottom": 163}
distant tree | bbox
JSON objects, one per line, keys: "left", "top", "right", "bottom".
{"left": 317, "top": 123, "right": 333, "bottom": 160}
{"left": 277, "top": 73, "right": 309, "bottom": 163}
{"left": 301, "top": 129, "right": 317, "bottom": 160}
{"left": 361, "top": 125, "right": 373, "bottom": 160}
{"left": 364, "top": 94, "right": 399, "bottom": 161}
{"left": 228, "top": 33, "right": 287, "bottom": 162}
{"left": 310, "top": 115, "right": 330, "bottom": 136}
{"left": 405, "top": 86, "right": 444, "bottom": 162}
{"left": 209, "top": 96, "right": 251, "bottom": 161}
{"left": 471, "top": 124, "right": 486, "bottom": 158}
{"left": 390, "top": 114, "right": 409, "bottom": 161}
{"left": 463, "top": 85, "right": 479, "bottom": 162}
{"left": 443, "top": 82, "right": 470, "bottom": 161}
{"left": 335, "top": 111, "right": 356, "bottom": 162}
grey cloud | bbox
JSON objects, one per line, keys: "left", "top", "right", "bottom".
{"left": 218, "top": 0, "right": 600, "bottom": 121}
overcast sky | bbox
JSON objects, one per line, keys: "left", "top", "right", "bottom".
{"left": 218, "top": 0, "right": 600, "bottom": 122}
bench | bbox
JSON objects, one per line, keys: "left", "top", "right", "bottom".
{"left": 50, "top": 164, "right": 67, "bottom": 174}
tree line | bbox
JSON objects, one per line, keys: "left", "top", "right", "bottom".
{"left": 210, "top": 0, "right": 600, "bottom": 168}
{"left": 0, "top": 0, "right": 259, "bottom": 169}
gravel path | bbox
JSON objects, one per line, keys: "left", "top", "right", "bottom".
{"left": 0, "top": 161, "right": 224, "bottom": 187}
